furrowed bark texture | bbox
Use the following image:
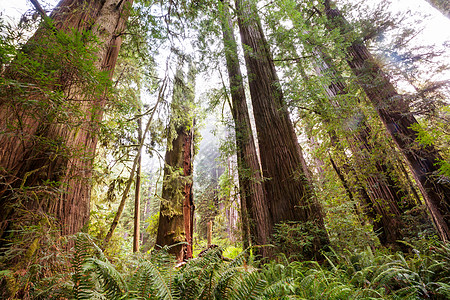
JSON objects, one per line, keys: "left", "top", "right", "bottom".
{"left": 182, "top": 124, "right": 194, "bottom": 260}
{"left": 0, "top": 0, "right": 132, "bottom": 240}
{"left": 235, "top": 0, "right": 329, "bottom": 258}
{"left": 324, "top": 1, "right": 450, "bottom": 241}
{"left": 156, "top": 69, "right": 195, "bottom": 262}
{"left": 219, "top": 0, "right": 272, "bottom": 258}
{"left": 156, "top": 126, "right": 194, "bottom": 261}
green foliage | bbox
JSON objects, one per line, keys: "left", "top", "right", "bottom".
{"left": 0, "top": 214, "right": 71, "bottom": 299}
{"left": 28, "top": 233, "right": 450, "bottom": 300}
{"left": 262, "top": 241, "right": 450, "bottom": 299}
{"left": 272, "top": 221, "right": 329, "bottom": 261}
{"left": 29, "top": 235, "right": 265, "bottom": 300}
{"left": 410, "top": 104, "right": 450, "bottom": 179}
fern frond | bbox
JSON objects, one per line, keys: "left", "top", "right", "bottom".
{"left": 229, "top": 271, "right": 266, "bottom": 300}
{"left": 130, "top": 259, "right": 175, "bottom": 300}
{"left": 84, "top": 257, "right": 128, "bottom": 299}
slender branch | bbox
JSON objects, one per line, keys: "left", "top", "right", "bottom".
{"left": 272, "top": 55, "right": 313, "bottom": 62}
{"left": 102, "top": 77, "right": 168, "bottom": 249}
{"left": 29, "top": 0, "right": 49, "bottom": 19}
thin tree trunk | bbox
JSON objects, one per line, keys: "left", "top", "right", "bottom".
{"left": 235, "top": 0, "right": 329, "bottom": 259}
{"left": 323, "top": 0, "right": 450, "bottom": 241}
{"left": 133, "top": 114, "right": 142, "bottom": 253}
{"left": 103, "top": 88, "right": 165, "bottom": 249}
{"left": 219, "top": 0, "right": 272, "bottom": 258}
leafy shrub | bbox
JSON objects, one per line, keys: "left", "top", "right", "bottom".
{"left": 271, "top": 221, "right": 329, "bottom": 261}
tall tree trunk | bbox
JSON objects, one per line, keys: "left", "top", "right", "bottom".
{"left": 133, "top": 114, "right": 142, "bottom": 253}
{"left": 312, "top": 47, "right": 415, "bottom": 247}
{"left": 323, "top": 0, "right": 450, "bottom": 241}
{"left": 155, "top": 67, "right": 195, "bottom": 261}
{"left": 156, "top": 126, "right": 194, "bottom": 261}
{"left": 235, "top": 0, "right": 329, "bottom": 259}
{"left": 0, "top": 0, "right": 133, "bottom": 242}
{"left": 219, "top": 0, "right": 272, "bottom": 258}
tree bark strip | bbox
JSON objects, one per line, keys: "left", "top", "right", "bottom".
{"left": 182, "top": 126, "right": 195, "bottom": 260}
{"left": 133, "top": 114, "right": 142, "bottom": 253}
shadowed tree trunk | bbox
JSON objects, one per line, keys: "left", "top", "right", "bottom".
{"left": 425, "top": 0, "right": 450, "bottom": 19}
{"left": 312, "top": 47, "right": 417, "bottom": 247}
{"left": 235, "top": 0, "right": 329, "bottom": 259}
{"left": 156, "top": 66, "right": 195, "bottom": 261}
{"left": 0, "top": 0, "right": 133, "bottom": 243}
{"left": 323, "top": 0, "right": 450, "bottom": 241}
{"left": 219, "top": 0, "right": 272, "bottom": 258}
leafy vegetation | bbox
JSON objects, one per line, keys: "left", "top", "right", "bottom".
{"left": 18, "top": 234, "right": 450, "bottom": 299}
{"left": 0, "top": 0, "right": 449, "bottom": 298}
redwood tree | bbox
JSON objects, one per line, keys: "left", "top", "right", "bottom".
{"left": 235, "top": 0, "right": 329, "bottom": 259}
{"left": 323, "top": 0, "right": 450, "bottom": 241}
{"left": 218, "top": 0, "right": 272, "bottom": 258}
{"left": 155, "top": 65, "right": 196, "bottom": 261}
{"left": 0, "top": 0, "right": 133, "bottom": 243}
{"left": 312, "top": 49, "right": 414, "bottom": 247}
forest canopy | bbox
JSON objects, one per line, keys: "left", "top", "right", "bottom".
{"left": 0, "top": 0, "right": 449, "bottom": 299}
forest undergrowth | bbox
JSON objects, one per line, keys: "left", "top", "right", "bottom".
{"left": 1, "top": 232, "right": 448, "bottom": 300}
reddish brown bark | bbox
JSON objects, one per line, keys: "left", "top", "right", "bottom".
{"left": 155, "top": 68, "right": 195, "bottom": 262}
{"left": 323, "top": 0, "right": 450, "bottom": 241}
{"left": 183, "top": 125, "right": 194, "bottom": 260}
{"left": 0, "top": 0, "right": 133, "bottom": 242}
{"left": 235, "top": 0, "right": 329, "bottom": 259}
{"left": 156, "top": 126, "right": 194, "bottom": 261}
{"left": 219, "top": 0, "right": 272, "bottom": 258}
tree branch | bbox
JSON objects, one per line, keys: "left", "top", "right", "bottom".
{"left": 29, "top": 0, "right": 49, "bottom": 20}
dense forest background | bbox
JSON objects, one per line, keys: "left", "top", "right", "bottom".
{"left": 0, "top": 0, "right": 449, "bottom": 299}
